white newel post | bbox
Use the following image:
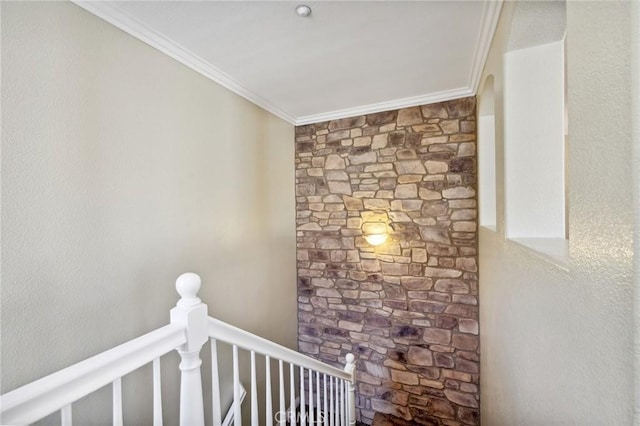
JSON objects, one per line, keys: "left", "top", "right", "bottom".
{"left": 344, "top": 353, "right": 356, "bottom": 425}
{"left": 171, "top": 273, "right": 208, "bottom": 426}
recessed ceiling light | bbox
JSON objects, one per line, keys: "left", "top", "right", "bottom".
{"left": 296, "top": 5, "right": 312, "bottom": 17}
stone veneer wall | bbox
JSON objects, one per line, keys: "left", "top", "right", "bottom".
{"left": 295, "top": 98, "right": 479, "bottom": 426}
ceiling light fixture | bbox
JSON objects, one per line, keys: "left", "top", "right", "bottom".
{"left": 296, "top": 5, "right": 312, "bottom": 17}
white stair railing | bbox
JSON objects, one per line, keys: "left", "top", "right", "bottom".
{"left": 0, "top": 273, "right": 357, "bottom": 426}
{"left": 0, "top": 323, "right": 185, "bottom": 425}
{"left": 207, "top": 311, "right": 356, "bottom": 426}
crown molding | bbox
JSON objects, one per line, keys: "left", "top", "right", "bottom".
{"left": 468, "top": 0, "right": 504, "bottom": 93}
{"left": 71, "top": 0, "right": 298, "bottom": 124}
{"left": 72, "top": 1, "right": 501, "bottom": 127}
{"left": 294, "top": 87, "right": 474, "bottom": 126}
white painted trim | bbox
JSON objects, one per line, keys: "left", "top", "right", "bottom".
{"left": 294, "top": 87, "right": 474, "bottom": 125}
{"left": 0, "top": 324, "right": 186, "bottom": 425}
{"left": 70, "top": 0, "right": 298, "bottom": 124}
{"left": 0, "top": 273, "right": 354, "bottom": 426}
{"left": 71, "top": 1, "right": 501, "bottom": 126}
{"left": 222, "top": 383, "right": 246, "bottom": 426}
{"left": 468, "top": 0, "right": 504, "bottom": 93}
{"left": 208, "top": 317, "right": 352, "bottom": 381}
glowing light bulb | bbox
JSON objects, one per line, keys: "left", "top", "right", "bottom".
{"left": 364, "top": 233, "right": 388, "bottom": 246}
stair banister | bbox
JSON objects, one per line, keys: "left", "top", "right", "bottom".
{"left": 344, "top": 354, "right": 356, "bottom": 425}
{"left": 1, "top": 272, "right": 358, "bottom": 425}
{"left": 170, "top": 272, "right": 208, "bottom": 426}
{"left": 0, "top": 323, "right": 185, "bottom": 424}
{"left": 207, "top": 311, "right": 357, "bottom": 425}
{"left": 207, "top": 318, "right": 354, "bottom": 381}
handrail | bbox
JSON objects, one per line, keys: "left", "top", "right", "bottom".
{"left": 0, "top": 323, "right": 186, "bottom": 425}
{"left": 0, "top": 273, "right": 356, "bottom": 426}
{"left": 208, "top": 317, "right": 352, "bottom": 381}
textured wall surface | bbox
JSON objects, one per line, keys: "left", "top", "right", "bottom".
{"left": 1, "top": 2, "right": 295, "bottom": 424}
{"left": 479, "top": 2, "right": 636, "bottom": 425}
{"left": 295, "top": 100, "right": 479, "bottom": 425}
{"left": 633, "top": 1, "right": 640, "bottom": 422}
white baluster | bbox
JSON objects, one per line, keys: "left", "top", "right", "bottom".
{"left": 278, "top": 360, "right": 285, "bottom": 426}
{"left": 210, "top": 340, "right": 221, "bottom": 426}
{"left": 251, "top": 351, "right": 258, "bottom": 426}
{"left": 323, "top": 374, "right": 328, "bottom": 426}
{"left": 344, "top": 354, "right": 356, "bottom": 425}
{"left": 60, "top": 404, "right": 72, "bottom": 426}
{"left": 315, "top": 371, "right": 320, "bottom": 425}
{"left": 344, "top": 380, "right": 348, "bottom": 426}
{"left": 171, "top": 273, "right": 207, "bottom": 426}
{"left": 336, "top": 379, "right": 340, "bottom": 426}
{"left": 329, "top": 376, "right": 333, "bottom": 426}
{"left": 337, "top": 377, "right": 341, "bottom": 426}
{"left": 340, "top": 380, "right": 345, "bottom": 426}
{"left": 299, "top": 366, "right": 306, "bottom": 426}
{"left": 233, "top": 345, "right": 242, "bottom": 426}
{"left": 308, "top": 370, "right": 314, "bottom": 425}
{"left": 113, "top": 377, "right": 123, "bottom": 426}
{"left": 153, "top": 358, "right": 163, "bottom": 426}
{"left": 266, "top": 356, "right": 273, "bottom": 426}
{"left": 289, "top": 363, "right": 296, "bottom": 425}
{"left": 332, "top": 377, "right": 336, "bottom": 426}
{"left": 336, "top": 377, "right": 340, "bottom": 426}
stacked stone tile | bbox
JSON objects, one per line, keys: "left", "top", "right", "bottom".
{"left": 295, "top": 98, "right": 479, "bottom": 426}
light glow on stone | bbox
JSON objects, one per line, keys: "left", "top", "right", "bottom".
{"left": 364, "top": 233, "right": 388, "bottom": 246}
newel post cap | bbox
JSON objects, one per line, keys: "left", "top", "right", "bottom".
{"left": 176, "top": 272, "right": 202, "bottom": 307}
{"left": 344, "top": 353, "right": 356, "bottom": 376}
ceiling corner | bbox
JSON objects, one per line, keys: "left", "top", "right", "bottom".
{"left": 294, "top": 87, "right": 475, "bottom": 126}
{"left": 71, "top": 1, "right": 501, "bottom": 127}
{"left": 71, "top": 0, "right": 298, "bottom": 125}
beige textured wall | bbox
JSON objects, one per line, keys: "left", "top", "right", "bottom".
{"left": 1, "top": 1, "right": 295, "bottom": 424}
{"left": 479, "top": 1, "right": 635, "bottom": 425}
{"left": 633, "top": 1, "right": 640, "bottom": 422}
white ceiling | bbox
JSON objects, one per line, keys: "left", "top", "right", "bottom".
{"left": 73, "top": 1, "right": 502, "bottom": 125}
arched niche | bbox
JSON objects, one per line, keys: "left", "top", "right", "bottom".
{"left": 478, "top": 75, "right": 497, "bottom": 230}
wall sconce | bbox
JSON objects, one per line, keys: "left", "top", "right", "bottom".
{"left": 362, "top": 220, "right": 389, "bottom": 246}
{"left": 364, "top": 233, "right": 388, "bottom": 246}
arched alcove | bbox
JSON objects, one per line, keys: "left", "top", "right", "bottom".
{"left": 503, "top": 0, "right": 568, "bottom": 258}
{"left": 478, "top": 75, "right": 497, "bottom": 230}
